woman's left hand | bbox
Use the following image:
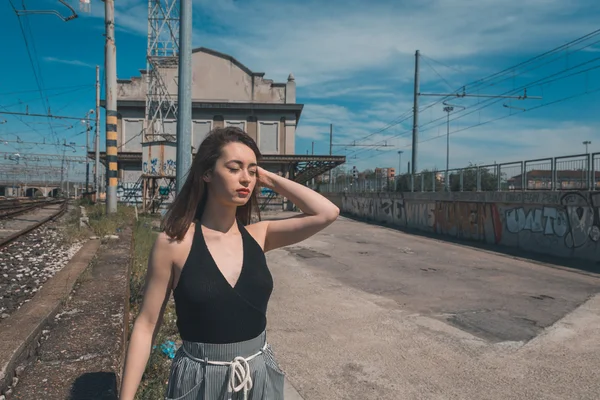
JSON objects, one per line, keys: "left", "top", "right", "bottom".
{"left": 256, "top": 166, "right": 277, "bottom": 189}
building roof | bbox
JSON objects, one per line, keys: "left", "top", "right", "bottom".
{"left": 100, "top": 100, "right": 304, "bottom": 121}
{"left": 117, "top": 47, "right": 284, "bottom": 83}
{"left": 192, "top": 47, "right": 265, "bottom": 77}
{"left": 509, "top": 169, "right": 600, "bottom": 180}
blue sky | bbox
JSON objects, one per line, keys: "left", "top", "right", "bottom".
{"left": 1, "top": 0, "right": 600, "bottom": 178}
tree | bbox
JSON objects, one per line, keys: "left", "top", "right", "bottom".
{"left": 449, "top": 163, "right": 498, "bottom": 191}
{"left": 395, "top": 168, "right": 444, "bottom": 192}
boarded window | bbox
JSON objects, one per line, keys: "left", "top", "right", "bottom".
{"left": 259, "top": 122, "right": 278, "bottom": 154}
{"left": 162, "top": 120, "right": 177, "bottom": 140}
{"left": 123, "top": 119, "right": 143, "bottom": 152}
{"left": 192, "top": 121, "right": 212, "bottom": 151}
{"left": 226, "top": 121, "right": 246, "bottom": 131}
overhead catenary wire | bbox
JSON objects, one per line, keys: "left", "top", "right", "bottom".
{"left": 9, "top": 0, "right": 61, "bottom": 152}
{"left": 350, "top": 32, "right": 600, "bottom": 161}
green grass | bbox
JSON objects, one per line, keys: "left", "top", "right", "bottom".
{"left": 59, "top": 204, "right": 89, "bottom": 245}
{"left": 85, "top": 203, "right": 136, "bottom": 239}
{"left": 129, "top": 216, "right": 181, "bottom": 400}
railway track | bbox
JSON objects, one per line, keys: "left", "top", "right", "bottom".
{"left": 0, "top": 198, "right": 63, "bottom": 219}
{"left": 0, "top": 199, "right": 68, "bottom": 248}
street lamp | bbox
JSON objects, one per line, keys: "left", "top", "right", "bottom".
{"left": 583, "top": 140, "right": 591, "bottom": 154}
{"left": 442, "top": 101, "right": 465, "bottom": 191}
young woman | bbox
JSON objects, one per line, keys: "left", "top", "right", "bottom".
{"left": 119, "top": 127, "right": 340, "bottom": 400}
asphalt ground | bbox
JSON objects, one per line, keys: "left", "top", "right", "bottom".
{"left": 264, "top": 213, "right": 600, "bottom": 400}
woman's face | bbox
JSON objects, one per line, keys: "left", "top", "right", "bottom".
{"left": 204, "top": 142, "right": 258, "bottom": 207}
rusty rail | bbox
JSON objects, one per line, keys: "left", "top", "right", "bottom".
{"left": 0, "top": 199, "right": 62, "bottom": 219}
{"left": 0, "top": 201, "right": 68, "bottom": 248}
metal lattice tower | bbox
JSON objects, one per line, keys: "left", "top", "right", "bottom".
{"left": 145, "top": 0, "right": 180, "bottom": 142}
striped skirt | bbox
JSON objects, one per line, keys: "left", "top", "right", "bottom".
{"left": 165, "top": 331, "right": 285, "bottom": 399}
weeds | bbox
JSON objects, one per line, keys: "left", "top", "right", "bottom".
{"left": 129, "top": 216, "right": 181, "bottom": 400}
{"left": 85, "top": 203, "right": 135, "bottom": 238}
{"left": 59, "top": 203, "right": 88, "bottom": 245}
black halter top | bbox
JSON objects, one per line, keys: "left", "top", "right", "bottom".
{"left": 173, "top": 219, "right": 274, "bottom": 344}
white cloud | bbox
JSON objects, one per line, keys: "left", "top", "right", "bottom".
{"left": 188, "top": 0, "right": 598, "bottom": 84}
{"left": 86, "top": 0, "right": 599, "bottom": 83}
{"left": 83, "top": 0, "right": 600, "bottom": 172}
{"left": 358, "top": 117, "right": 600, "bottom": 173}
{"left": 296, "top": 125, "right": 326, "bottom": 141}
{"left": 43, "top": 57, "right": 95, "bottom": 69}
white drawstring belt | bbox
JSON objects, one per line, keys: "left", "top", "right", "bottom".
{"left": 182, "top": 342, "right": 268, "bottom": 400}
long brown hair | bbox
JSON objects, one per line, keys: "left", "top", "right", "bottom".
{"left": 162, "top": 126, "right": 262, "bottom": 240}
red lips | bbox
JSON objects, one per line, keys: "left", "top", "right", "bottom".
{"left": 236, "top": 188, "right": 250, "bottom": 195}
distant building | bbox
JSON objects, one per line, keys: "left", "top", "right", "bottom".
{"left": 111, "top": 47, "right": 302, "bottom": 186}
{"left": 508, "top": 169, "right": 600, "bottom": 190}
{"left": 375, "top": 167, "right": 395, "bottom": 178}
{"left": 97, "top": 47, "right": 345, "bottom": 209}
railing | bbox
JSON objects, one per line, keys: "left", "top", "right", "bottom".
{"left": 321, "top": 152, "right": 600, "bottom": 193}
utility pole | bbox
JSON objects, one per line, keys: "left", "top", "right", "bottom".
{"left": 443, "top": 105, "right": 453, "bottom": 191}
{"left": 60, "top": 140, "right": 66, "bottom": 197}
{"left": 397, "top": 150, "right": 403, "bottom": 175}
{"left": 176, "top": 0, "right": 192, "bottom": 194}
{"left": 311, "top": 141, "right": 314, "bottom": 155}
{"left": 583, "top": 140, "right": 592, "bottom": 190}
{"left": 85, "top": 109, "right": 93, "bottom": 193}
{"left": 104, "top": 0, "right": 117, "bottom": 213}
{"left": 95, "top": 65, "right": 101, "bottom": 195}
{"left": 411, "top": 50, "right": 420, "bottom": 175}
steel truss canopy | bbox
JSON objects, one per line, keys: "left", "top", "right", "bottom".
{"left": 92, "top": 152, "right": 346, "bottom": 185}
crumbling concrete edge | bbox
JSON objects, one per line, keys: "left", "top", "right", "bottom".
{"left": 0, "top": 238, "right": 102, "bottom": 396}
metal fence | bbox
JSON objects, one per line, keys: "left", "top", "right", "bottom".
{"left": 321, "top": 152, "right": 600, "bottom": 193}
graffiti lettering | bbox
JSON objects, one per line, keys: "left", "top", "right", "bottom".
{"left": 406, "top": 203, "right": 435, "bottom": 228}
{"left": 504, "top": 192, "right": 599, "bottom": 250}
{"left": 339, "top": 190, "right": 598, "bottom": 262}
{"left": 561, "top": 192, "right": 600, "bottom": 248}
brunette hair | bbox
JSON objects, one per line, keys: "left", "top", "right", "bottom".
{"left": 162, "top": 126, "right": 262, "bottom": 240}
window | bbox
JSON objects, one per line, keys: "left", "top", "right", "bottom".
{"left": 162, "top": 120, "right": 177, "bottom": 140}
{"left": 259, "top": 122, "right": 278, "bottom": 154}
{"left": 226, "top": 121, "right": 246, "bottom": 131}
{"left": 123, "top": 119, "right": 143, "bottom": 152}
{"left": 192, "top": 120, "right": 212, "bottom": 151}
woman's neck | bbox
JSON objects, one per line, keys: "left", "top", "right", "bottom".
{"left": 200, "top": 196, "right": 238, "bottom": 233}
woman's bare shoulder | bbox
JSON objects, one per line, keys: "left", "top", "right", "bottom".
{"left": 155, "top": 223, "right": 196, "bottom": 252}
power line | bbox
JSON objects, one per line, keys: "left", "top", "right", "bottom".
{"left": 9, "top": 0, "right": 61, "bottom": 151}
{"left": 0, "top": 110, "right": 94, "bottom": 122}
{"left": 408, "top": 86, "right": 600, "bottom": 149}
{"left": 421, "top": 55, "right": 455, "bottom": 92}
{"left": 354, "top": 29, "right": 600, "bottom": 159}
{"left": 353, "top": 45, "right": 600, "bottom": 158}
{"left": 1, "top": 86, "right": 95, "bottom": 109}
{"left": 0, "top": 84, "right": 94, "bottom": 96}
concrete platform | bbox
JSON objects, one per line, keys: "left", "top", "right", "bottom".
{"left": 265, "top": 213, "right": 600, "bottom": 399}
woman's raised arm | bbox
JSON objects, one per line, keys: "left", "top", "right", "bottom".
{"left": 250, "top": 167, "right": 339, "bottom": 252}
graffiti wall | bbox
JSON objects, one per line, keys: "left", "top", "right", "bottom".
{"left": 337, "top": 191, "right": 600, "bottom": 262}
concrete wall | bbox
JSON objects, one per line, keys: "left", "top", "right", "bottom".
{"left": 326, "top": 191, "right": 600, "bottom": 262}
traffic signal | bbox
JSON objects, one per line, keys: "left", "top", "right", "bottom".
{"left": 352, "top": 166, "right": 358, "bottom": 179}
